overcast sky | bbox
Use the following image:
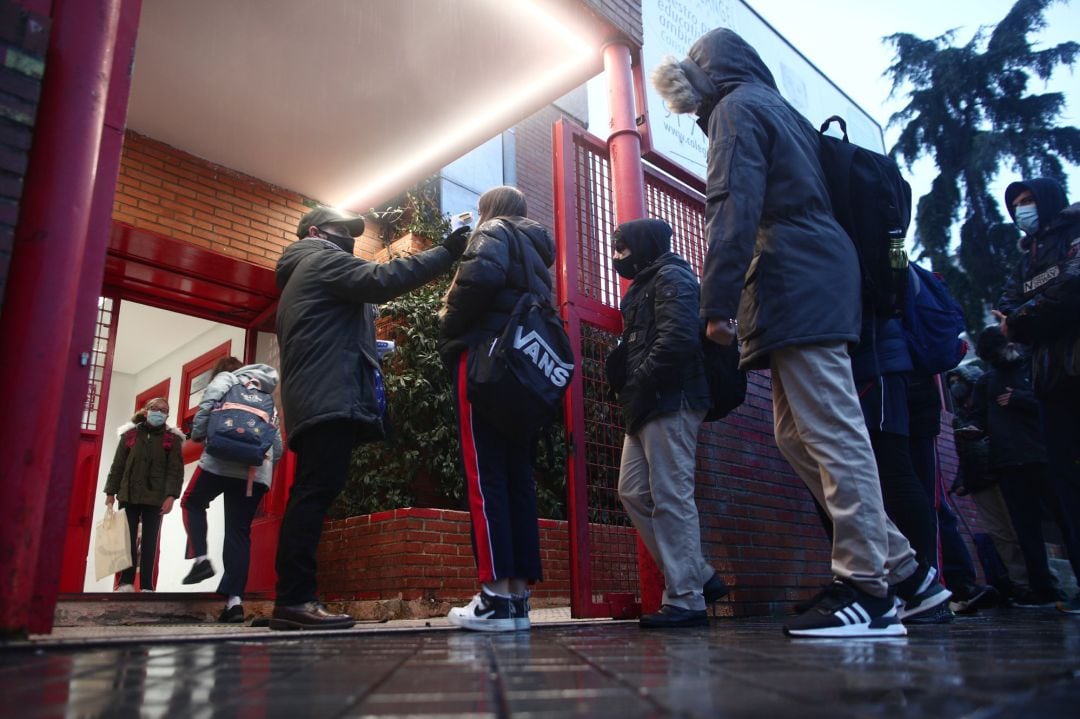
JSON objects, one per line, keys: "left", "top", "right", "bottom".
{"left": 744, "top": 0, "right": 1080, "bottom": 254}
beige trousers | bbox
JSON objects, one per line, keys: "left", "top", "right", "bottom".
{"left": 770, "top": 342, "right": 918, "bottom": 597}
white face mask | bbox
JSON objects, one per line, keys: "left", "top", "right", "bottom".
{"left": 1014, "top": 204, "right": 1039, "bottom": 235}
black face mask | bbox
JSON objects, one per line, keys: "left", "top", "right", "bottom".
{"left": 613, "top": 254, "right": 640, "bottom": 279}
{"left": 321, "top": 230, "right": 355, "bottom": 255}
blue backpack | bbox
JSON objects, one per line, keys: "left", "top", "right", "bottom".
{"left": 902, "top": 263, "right": 967, "bottom": 375}
{"left": 205, "top": 380, "right": 276, "bottom": 465}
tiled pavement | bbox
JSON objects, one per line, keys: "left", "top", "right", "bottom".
{"left": 3, "top": 608, "right": 1080, "bottom": 718}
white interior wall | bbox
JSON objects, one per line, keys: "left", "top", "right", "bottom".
{"left": 84, "top": 304, "right": 246, "bottom": 593}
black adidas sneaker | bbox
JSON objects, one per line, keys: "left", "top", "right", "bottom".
{"left": 784, "top": 579, "right": 906, "bottom": 638}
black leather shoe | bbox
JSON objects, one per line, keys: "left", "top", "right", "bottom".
{"left": 218, "top": 604, "right": 245, "bottom": 623}
{"left": 269, "top": 601, "right": 355, "bottom": 631}
{"left": 704, "top": 572, "right": 730, "bottom": 603}
{"left": 640, "top": 604, "right": 709, "bottom": 629}
{"left": 182, "top": 559, "right": 215, "bottom": 585}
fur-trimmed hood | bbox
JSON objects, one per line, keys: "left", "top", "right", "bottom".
{"left": 116, "top": 420, "right": 185, "bottom": 440}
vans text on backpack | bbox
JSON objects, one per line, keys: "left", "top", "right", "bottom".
{"left": 818, "top": 115, "right": 912, "bottom": 317}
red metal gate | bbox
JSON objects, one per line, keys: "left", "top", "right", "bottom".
{"left": 553, "top": 119, "right": 712, "bottom": 618}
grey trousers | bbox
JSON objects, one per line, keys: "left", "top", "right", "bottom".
{"left": 971, "top": 484, "right": 1030, "bottom": 589}
{"left": 618, "top": 405, "right": 712, "bottom": 611}
{"left": 771, "top": 342, "right": 918, "bottom": 597}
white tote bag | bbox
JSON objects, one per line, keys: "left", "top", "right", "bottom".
{"left": 94, "top": 507, "right": 133, "bottom": 581}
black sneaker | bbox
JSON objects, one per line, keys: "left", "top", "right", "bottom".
{"left": 704, "top": 572, "right": 730, "bottom": 603}
{"left": 1011, "top": 588, "right": 1060, "bottom": 608}
{"left": 894, "top": 565, "right": 951, "bottom": 621}
{"left": 182, "top": 559, "right": 215, "bottom": 585}
{"left": 784, "top": 579, "right": 905, "bottom": 638}
{"left": 218, "top": 604, "right": 244, "bottom": 623}
{"left": 447, "top": 590, "right": 515, "bottom": 632}
{"left": 948, "top": 584, "right": 998, "bottom": 614}
{"left": 903, "top": 601, "right": 954, "bottom": 624}
{"left": 511, "top": 593, "right": 531, "bottom": 631}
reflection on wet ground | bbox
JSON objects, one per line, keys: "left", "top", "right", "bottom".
{"left": 3, "top": 610, "right": 1080, "bottom": 718}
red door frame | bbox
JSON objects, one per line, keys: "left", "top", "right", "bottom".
{"left": 58, "top": 296, "right": 122, "bottom": 595}
{"left": 134, "top": 378, "right": 171, "bottom": 415}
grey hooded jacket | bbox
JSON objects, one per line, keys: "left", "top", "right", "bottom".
{"left": 190, "top": 363, "right": 283, "bottom": 488}
{"left": 685, "top": 28, "right": 862, "bottom": 369}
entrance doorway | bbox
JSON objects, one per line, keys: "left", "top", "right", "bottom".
{"left": 58, "top": 222, "right": 287, "bottom": 597}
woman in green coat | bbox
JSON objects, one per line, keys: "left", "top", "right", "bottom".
{"left": 104, "top": 397, "right": 185, "bottom": 591}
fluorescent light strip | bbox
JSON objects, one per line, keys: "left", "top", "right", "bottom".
{"left": 334, "top": 0, "right": 596, "bottom": 210}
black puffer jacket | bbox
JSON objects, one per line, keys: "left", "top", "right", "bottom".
{"left": 275, "top": 237, "right": 457, "bottom": 447}
{"left": 998, "top": 178, "right": 1080, "bottom": 396}
{"left": 972, "top": 354, "right": 1046, "bottom": 468}
{"left": 608, "top": 220, "right": 710, "bottom": 434}
{"left": 686, "top": 28, "right": 861, "bottom": 369}
{"left": 439, "top": 217, "right": 554, "bottom": 358}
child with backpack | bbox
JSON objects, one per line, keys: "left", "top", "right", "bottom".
{"left": 181, "top": 357, "right": 282, "bottom": 622}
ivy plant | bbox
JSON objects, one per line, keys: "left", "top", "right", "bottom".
{"left": 330, "top": 274, "right": 568, "bottom": 520}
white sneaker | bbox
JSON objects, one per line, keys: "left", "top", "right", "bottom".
{"left": 114, "top": 584, "right": 135, "bottom": 593}
{"left": 447, "top": 590, "right": 515, "bottom": 632}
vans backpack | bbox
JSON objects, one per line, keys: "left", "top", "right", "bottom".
{"left": 465, "top": 231, "right": 574, "bottom": 439}
{"left": 902, "top": 263, "right": 967, "bottom": 375}
{"left": 818, "top": 115, "right": 912, "bottom": 316}
{"left": 205, "top": 379, "right": 277, "bottom": 466}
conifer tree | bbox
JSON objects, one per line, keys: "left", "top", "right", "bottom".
{"left": 886, "top": 0, "right": 1079, "bottom": 331}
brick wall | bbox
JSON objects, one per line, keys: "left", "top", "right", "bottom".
{"left": 111, "top": 131, "right": 385, "bottom": 266}
{"left": 0, "top": 0, "right": 48, "bottom": 317}
{"left": 315, "top": 507, "right": 636, "bottom": 606}
{"left": 580, "top": 0, "right": 642, "bottom": 45}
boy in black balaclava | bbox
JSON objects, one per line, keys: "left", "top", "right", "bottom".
{"left": 606, "top": 218, "right": 727, "bottom": 628}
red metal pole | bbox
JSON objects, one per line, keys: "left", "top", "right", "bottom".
{"left": 28, "top": 0, "right": 142, "bottom": 634}
{"left": 602, "top": 41, "right": 664, "bottom": 615}
{"left": 0, "top": 0, "right": 122, "bottom": 636}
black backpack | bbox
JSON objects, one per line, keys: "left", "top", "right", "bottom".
{"left": 818, "top": 115, "right": 912, "bottom": 316}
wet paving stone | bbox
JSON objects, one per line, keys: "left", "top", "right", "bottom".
{"left": 2, "top": 609, "right": 1080, "bottom": 717}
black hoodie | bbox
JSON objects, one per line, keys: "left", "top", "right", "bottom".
{"left": 609, "top": 219, "right": 710, "bottom": 433}
{"left": 684, "top": 28, "right": 861, "bottom": 370}
{"left": 997, "top": 177, "right": 1080, "bottom": 394}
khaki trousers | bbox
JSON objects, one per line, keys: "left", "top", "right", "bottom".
{"left": 771, "top": 342, "right": 918, "bottom": 597}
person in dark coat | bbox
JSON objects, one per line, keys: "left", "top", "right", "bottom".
{"left": 974, "top": 327, "right": 1078, "bottom": 607}
{"left": 438, "top": 186, "right": 551, "bottom": 633}
{"left": 604, "top": 218, "right": 727, "bottom": 629}
{"left": 995, "top": 177, "right": 1080, "bottom": 614}
{"left": 849, "top": 319, "right": 952, "bottom": 622}
{"left": 905, "top": 373, "right": 994, "bottom": 614}
{"left": 948, "top": 365, "right": 1030, "bottom": 600}
{"left": 271, "top": 206, "right": 467, "bottom": 630}
{"left": 652, "top": 28, "right": 939, "bottom": 638}
{"left": 104, "top": 396, "right": 185, "bottom": 592}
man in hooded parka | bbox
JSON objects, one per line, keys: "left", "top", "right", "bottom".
{"left": 651, "top": 29, "right": 948, "bottom": 637}
{"left": 996, "top": 177, "right": 1080, "bottom": 614}
{"left": 606, "top": 218, "right": 729, "bottom": 628}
